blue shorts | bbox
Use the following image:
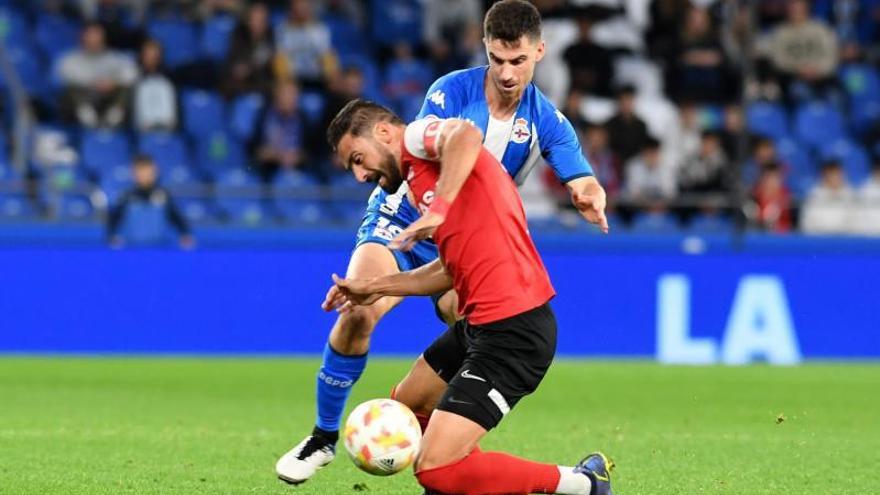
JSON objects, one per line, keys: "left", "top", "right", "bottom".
{"left": 355, "top": 186, "right": 439, "bottom": 272}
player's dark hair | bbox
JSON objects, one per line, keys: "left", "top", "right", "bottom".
{"left": 484, "top": 0, "right": 542, "bottom": 44}
{"left": 132, "top": 154, "right": 155, "bottom": 167}
{"left": 326, "top": 99, "right": 404, "bottom": 151}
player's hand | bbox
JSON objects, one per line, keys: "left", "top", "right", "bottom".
{"left": 571, "top": 181, "right": 609, "bottom": 234}
{"left": 321, "top": 273, "right": 383, "bottom": 312}
{"left": 389, "top": 212, "right": 445, "bottom": 251}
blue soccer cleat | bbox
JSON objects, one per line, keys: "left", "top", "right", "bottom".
{"left": 573, "top": 452, "right": 615, "bottom": 495}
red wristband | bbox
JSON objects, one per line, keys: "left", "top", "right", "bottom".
{"left": 428, "top": 196, "right": 452, "bottom": 218}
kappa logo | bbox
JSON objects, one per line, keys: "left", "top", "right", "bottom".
{"left": 460, "top": 369, "right": 486, "bottom": 382}
{"left": 428, "top": 90, "right": 446, "bottom": 110}
{"left": 511, "top": 118, "right": 531, "bottom": 144}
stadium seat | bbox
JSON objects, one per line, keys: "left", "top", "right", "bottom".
{"left": 272, "top": 170, "right": 323, "bottom": 224}
{"left": 201, "top": 14, "right": 236, "bottom": 62}
{"left": 100, "top": 165, "right": 132, "bottom": 205}
{"left": 746, "top": 101, "right": 789, "bottom": 140}
{"left": 56, "top": 194, "right": 94, "bottom": 221}
{"left": 299, "top": 91, "right": 326, "bottom": 124}
{"left": 181, "top": 89, "right": 226, "bottom": 139}
{"left": 775, "top": 137, "right": 817, "bottom": 197}
{"left": 820, "top": 138, "right": 871, "bottom": 185}
{"left": 230, "top": 92, "right": 265, "bottom": 142}
{"left": 369, "top": 0, "right": 422, "bottom": 47}
{"left": 176, "top": 197, "right": 214, "bottom": 223}
{"left": 793, "top": 101, "right": 845, "bottom": 150}
{"left": 841, "top": 64, "right": 880, "bottom": 134}
{"left": 138, "top": 132, "right": 192, "bottom": 171}
{"left": 323, "top": 12, "right": 367, "bottom": 57}
{"left": 338, "top": 53, "right": 386, "bottom": 104}
{"left": 0, "top": 6, "right": 32, "bottom": 49}
{"left": 215, "top": 168, "right": 268, "bottom": 225}
{"left": 195, "top": 130, "right": 246, "bottom": 178}
{"left": 81, "top": 130, "right": 131, "bottom": 175}
{"left": 148, "top": 20, "right": 199, "bottom": 68}
{"left": 687, "top": 213, "right": 733, "bottom": 234}
{"left": 0, "top": 163, "right": 35, "bottom": 220}
{"left": 629, "top": 211, "right": 680, "bottom": 233}
{"left": 0, "top": 46, "right": 48, "bottom": 99}
{"left": 35, "top": 14, "right": 80, "bottom": 60}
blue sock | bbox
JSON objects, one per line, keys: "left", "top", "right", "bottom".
{"left": 315, "top": 343, "right": 368, "bottom": 433}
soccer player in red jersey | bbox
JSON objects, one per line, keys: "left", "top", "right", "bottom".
{"left": 322, "top": 99, "right": 614, "bottom": 495}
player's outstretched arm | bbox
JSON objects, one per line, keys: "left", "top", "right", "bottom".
{"left": 566, "top": 175, "right": 609, "bottom": 233}
{"left": 322, "top": 260, "right": 453, "bottom": 312}
{"left": 390, "top": 120, "right": 484, "bottom": 251}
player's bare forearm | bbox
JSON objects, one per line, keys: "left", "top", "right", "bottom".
{"left": 373, "top": 259, "right": 453, "bottom": 297}
{"left": 434, "top": 121, "right": 484, "bottom": 205}
{"left": 565, "top": 175, "right": 609, "bottom": 233}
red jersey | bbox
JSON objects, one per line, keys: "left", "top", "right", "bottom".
{"left": 401, "top": 118, "right": 555, "bottom": 325}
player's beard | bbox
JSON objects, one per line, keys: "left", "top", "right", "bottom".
{"left": 376, "top": 146, "right": 403, "bottom": 194}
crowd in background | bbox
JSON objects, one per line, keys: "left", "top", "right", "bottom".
{"left": 0, "top": 0, "right": 879, "bottom": 237}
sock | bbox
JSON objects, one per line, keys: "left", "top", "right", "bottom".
{"left": 416, "top": 450, "right": 561, "bottom": 495}
{"left": 315, "top": 343, "right": 368, "bottom": 433}
{"left": 555, "top": 466, "right": 592, "bottom": 495}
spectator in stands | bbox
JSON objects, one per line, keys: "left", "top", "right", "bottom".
{"left": 855, "top": 154, "right": 880, "bottom": 236}
{"left": 720, "top": 104, "right": 746, "bottom": 160}
{"left": 256, "top": 80, "right": 306, "bottom": 182}
{"left": 671, "top": 101, "right": 703, "bottom": 170}
{"left": 562, "top": 9, "right": 614, "bottom": 99}
{"left": 801, "top": 159, "right": 856, "bottom": 234}
{"left": 77, "top": 0, "right": 146, "bottom": 50}
{"left": 308, "top": 66, "right": 366, "bottom": 170}
{"left": 605, "top": 85, "right": 650, "bottom": 164}
{"left": 667, "top": 6, "right": 735, "bottom": 103}
{"left": 132, "top": 39, "right": 177, "bottom": 132}
{"left": 222, "top": 2, "right": 276, "bottom": 99}
{"left": 560, "top": 90, "right": 587, "bottom": 129}
{"left": 766, "top": 0, "right": 840, "bottom": 103}
{"left": 624, "top": 137, "right": 676, "bottom": 204}
{"left": 646, "top": 0, "right": 689, "bottom": 65}
{"left": 678, "top": 130, "right": 730, "bottom": 199}
{"left": 743, "top": 136, "right": 783, "bottom": 186}
{"left": 275, "top": 0, "right": 337, "bottom": 90}
{"left": 59, "top": 23, "right": 138, "bottom": 128}
{"left": 751, "top": 161, "right": 792, "bottom": 233}
{"left": 424, "top": 0, "right": 483, "bottom": 74}
{"left": 107, "top": 154, "right": 193, "bottom": 248}
{"left": 583, "top": 122, "right": 620, "bottom": 200}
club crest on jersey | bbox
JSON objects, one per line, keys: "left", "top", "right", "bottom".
{"left": 511, "top": 118, "right": 531, "bottom": 144}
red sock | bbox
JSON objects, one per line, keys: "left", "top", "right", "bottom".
{"left": 416, "top": 450, "right": 560, "bottom": 495}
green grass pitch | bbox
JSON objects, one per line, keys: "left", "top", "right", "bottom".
{"left": 1, "top": 357, "right": 878, "bottom": 494}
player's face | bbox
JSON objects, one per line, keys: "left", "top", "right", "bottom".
{"left": 485, "top": 35, "right": 545, "bottom": 100}
{"left": 337, "top": 134, "right": 403, "bottom": 194}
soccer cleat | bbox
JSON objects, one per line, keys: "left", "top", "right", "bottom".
{"left": 573, "top": 452, "right": 615, "bottom": 495}
{"left": 276, "top": 429, "right": 337, "bottom": 484}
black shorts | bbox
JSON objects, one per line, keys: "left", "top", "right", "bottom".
{"left": 423, "top": 302, "right": 557, "bottom": 431}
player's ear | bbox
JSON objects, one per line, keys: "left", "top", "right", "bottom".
{"left": 373, "top": 121, "right": 393, "bottom": 144}
{"left": 535, "top": 40, "right": 545, "bottom": 62}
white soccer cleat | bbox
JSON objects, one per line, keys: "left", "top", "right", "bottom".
{"left": 276, "top": 434, "right": 336, "bottom": 484}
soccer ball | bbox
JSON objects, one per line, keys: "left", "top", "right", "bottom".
{"left": 343, "top": 398, "right": 422, "bottom": 476}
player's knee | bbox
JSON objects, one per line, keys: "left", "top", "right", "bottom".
{"left": 338, "top": 305, "right": 382, "bottom": 338}
{"left": 414, "top": 444, "right": 451, "bottom": 472}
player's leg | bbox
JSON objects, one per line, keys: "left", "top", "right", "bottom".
{"left": 276, "top": 242, "right": 404, "bottom": 484}
{"left": 414, "top": 305, "right": 614, "bottom": 495}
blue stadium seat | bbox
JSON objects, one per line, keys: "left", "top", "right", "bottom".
{"left": 138, "top": 132, "right": 191, "bottom": 171}
{"left": 195, "top": 130, "right": 246, "bottom": 178}
{"left": 775, "top": 137, "right": 817, "bottom": 197}
{"left": 687, "top": 213, "right": 733, "bottom": 234}
{"left": 148, "top": 20, "right": 199, "bottom": 68}
{"left": 0, "top": 6, "right": 32, "bottom": 49}
{"left": 820, "top": 138, "right": 871, "bottom": 185}
{"left": 299, "top": 91, "right": 326, "bottom": 124}
{"left": 57, "top": 194, "right": 94, "bottom": 220}
{"left": 272, "top": 170, "right": 323, "bottom": 224}
{"left": 746, "top": 101, "right": 789, "bottom": 140}
{"left": 230, "top": 92, "right": 265, "bottom": 142}
{"left": 176, "top": 197, "right": 214, "bottom": 223}
{"left": 0, "top": 45, "right": 47, "bottom": 99}
{"left": 100, "top": 165, "right": 132, "bottom": 205}
{"left": 369, "top": 0, "right": 422, "bottom": 47}
{"left": 0, "top": 194, "right": 34, "bottom": 219}
{"left": 215, "top": 168, "right": 267, "bottom": 225}
{"left": 35, "top": 14, "right": 80, "bottom": 60}
{"left": 181, "top": 89, "right": 226, "bottom": 139}
{"left": 841, "top": 64, "right": 880, "bottom": 134}
{"left": 323, "top": 12, "right": 367, "bottom": 57}
{"left": 338, "top": 53, "right": 386, "bottom": 104}
{"left": 793, "top": 101, "right": 845, "bottom": 150}
{"left": 163, "top": 163, "right": 199, "bottom": 187}
{"left": 630, "top": 212, "right": 680, "bottom": 233}
{"left": 81, "top": 130, "right": 131, "bottom": 174}
{"left": 201, "top": 14, "right": 236, "bottom": 62}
